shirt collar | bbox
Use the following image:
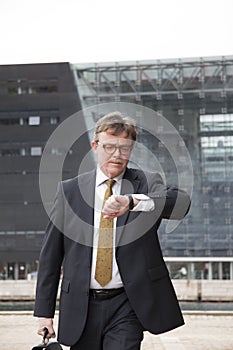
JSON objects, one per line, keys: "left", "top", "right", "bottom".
{"left": 96, "top": 166, "right": 125, "bottom": 187}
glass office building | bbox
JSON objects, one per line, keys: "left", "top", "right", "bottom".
{"left": 72, "top": 56, "right": 233, "bottom": 279}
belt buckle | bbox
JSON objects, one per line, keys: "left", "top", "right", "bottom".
{"left": 92, "top": 289, "right": 106, "bottom": 299}
{"left": 95, "top": 289, "right": 104, "bottom": 293}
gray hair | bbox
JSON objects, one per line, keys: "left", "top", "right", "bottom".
{"left": 93, "top": 111, "right": 137, "bottom": 142}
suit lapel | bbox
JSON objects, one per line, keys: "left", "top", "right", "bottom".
{"left": 76, "top": 169, "right": 96, "bottom": 247}
{"left": 116, "top": 168, "right": 140, "bottom": 245}
{"left": 81, "top": 169, "right": 96, "bottom": 223}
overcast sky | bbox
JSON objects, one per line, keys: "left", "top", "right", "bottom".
{"left": 0, "top": 0, "right": 233, "bottom": 65}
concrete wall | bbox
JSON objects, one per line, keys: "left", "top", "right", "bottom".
{"left": 0, "top": 280, "right": 233, "bottom": 302}
{"left": 173, "top": 280, "right": 233, "bottom": 301}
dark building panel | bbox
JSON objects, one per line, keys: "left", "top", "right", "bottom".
{"left": 0, "top": 62, "right": 92, "bottom": 269}
{"left": 0, "top": 234, "right": 43, "bottom": 261}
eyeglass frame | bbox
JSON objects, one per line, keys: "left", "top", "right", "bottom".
{"left": 97, "top": 141, "right": 134, "bottom": 155}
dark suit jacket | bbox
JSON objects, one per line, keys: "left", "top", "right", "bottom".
{"left": 34, "top": 168, "right": 191, "bottom": 346}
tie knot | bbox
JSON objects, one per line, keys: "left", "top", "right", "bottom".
{"left": 105, "top": 179, "right": 115, "bottom": 190}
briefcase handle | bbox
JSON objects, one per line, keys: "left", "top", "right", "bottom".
{"left": 31, "top": 327, "right": 63, "bottom": 350}
{"left": 42, "top": 328, "right": 49, "bottom": 345}
{"left": 42, "top": 328, "right": 63, "bottom": 350}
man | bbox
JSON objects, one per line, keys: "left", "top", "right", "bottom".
{"left": 34, "top": 111, "right": 191, "bottom": 350}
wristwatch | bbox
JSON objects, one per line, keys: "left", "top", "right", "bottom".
{"left": 126, "top": 195, "right": 134, "bottom": 210}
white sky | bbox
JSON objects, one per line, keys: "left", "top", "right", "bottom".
{"left": 0, "top": 0, "right": 233, "bottom": 65}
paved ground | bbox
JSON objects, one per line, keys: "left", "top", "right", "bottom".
{"left": 0, "top": 311, "right": 233, "bottom": 350}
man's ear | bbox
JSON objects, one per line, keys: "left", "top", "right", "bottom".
{"left": 91, "top": 141, "right": 97, "bottom": 153}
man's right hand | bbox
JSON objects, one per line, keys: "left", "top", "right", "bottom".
{"left": 37, "top": 318, "right": 56, "bottom": 339}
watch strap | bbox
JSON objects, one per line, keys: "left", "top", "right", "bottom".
{"left": 126, "top": 195, "right": 134, "bottom": 210}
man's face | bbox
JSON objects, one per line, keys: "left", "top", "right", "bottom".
{"left": 91, "top": 131, "right": 134, "bottom": 178}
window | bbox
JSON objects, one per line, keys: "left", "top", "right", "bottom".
{"left": 0, "top": 118, "right": 20, "bottom": 125}
{"left": 29, "top": 85, "right": 58, "bottom": 94}
{"left": 28, "top": 116, "right": 40, "bottom": 125}
{"left": 50, "top": 117, "right": 59, "bottom": 124}
{"left": 169, "top": 262, "right": 188, "bottom": 279}
{"left": 7, "top": 79, "right": 58, "bottom": 95}
{"left": 28, "top": 79, "right": 58, "bottom": 94}
{"left": 222, "top": 262, "right": 230, "bottom": 279}
{"left": 200, "top": 114, "right": 233, "bottom": 181}
{"left": 0, "top": 149, "right": 20, "bottom": 156}
{"left": 20, "top": 148, "right": 26, "bottom": 156}
{"left": 8, "top": 85, "right": 18, "bottom": 95}
{"left": 193, "top": 262, "right": 209, "bottom": 279}
{"left": 0, "top": 112, "right": 59, "bottom": 126}
{"left": 0, "top": 147, "right": 28, "bottom": 156}
{"left": 30, "top": 147, "right": 42, "bottom": 156}
{"left": 200, "top": 114, "right": 233, "bottom": 132}
{"left": 7, "top": 79, "right": 28, "bottom": 95}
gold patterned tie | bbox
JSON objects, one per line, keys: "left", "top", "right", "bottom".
{"left": 95, "top": 179, "right": 115, "bottom": 287}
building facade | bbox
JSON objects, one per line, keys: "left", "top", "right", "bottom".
{"left": 0, "top": 63, "right": 91, "bottom": 279}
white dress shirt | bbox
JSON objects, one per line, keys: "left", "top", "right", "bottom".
{"left": 90, "top": 167, "right": 154, "bottom": 289}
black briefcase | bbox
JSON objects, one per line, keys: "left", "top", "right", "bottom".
{"left": 31, "top": 328, "right": 63, "bottom": 350}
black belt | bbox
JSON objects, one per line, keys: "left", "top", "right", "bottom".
{"left": 89, "top": 287, "right": 124, "bottom": 300}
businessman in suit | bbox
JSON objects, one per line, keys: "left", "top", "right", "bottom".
{"left": 34, "top": 111, "right": 191, "bottom": 350}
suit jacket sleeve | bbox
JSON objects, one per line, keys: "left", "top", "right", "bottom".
{"left": 142, "top": 171, "right": 191, "bottom": 220}
{"left": 34, "top": 182, "right": 65, "bottom": 318}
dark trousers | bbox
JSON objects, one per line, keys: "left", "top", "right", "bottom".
{"left": 70, "top": 290, "right": 144, "bottom": 350}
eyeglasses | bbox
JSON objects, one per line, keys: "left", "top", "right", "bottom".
{"left": 97, "top": 142, "right": 133, "bottom": 155}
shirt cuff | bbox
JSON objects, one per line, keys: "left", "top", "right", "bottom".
{"left": 131, "top": 194, "right": 155, "bottom": 212}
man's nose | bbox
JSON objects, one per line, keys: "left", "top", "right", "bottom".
{"left": 112, "top": 147, "right": 121, "bottom": 156}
